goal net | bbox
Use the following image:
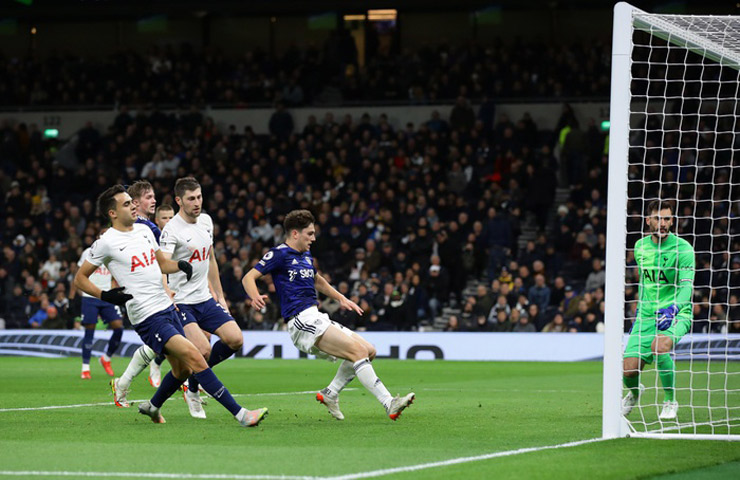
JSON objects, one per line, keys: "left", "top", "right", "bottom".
{"left": 604, "top": 2, "right": 740, "bottom": 440}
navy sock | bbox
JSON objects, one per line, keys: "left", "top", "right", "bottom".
{"left": 194, "top": 368, "right": 242, "bottom": 416}
{"left": 154, "top": 354, "right": 165, "bottom": 366}
{"left": 150, "top": 371, "right": 185, "bottom": 408}
{"left": 189, "top": 341, "right": 238, "bottom": 393}
{"left": 106, "top": 328, "right": 123, "bottom": 357}
{"left": 82, "top": 328, "right": 95, "bottom": 364}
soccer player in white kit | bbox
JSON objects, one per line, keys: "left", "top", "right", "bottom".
{"left": 76, "top": 228, "right": 124, "bottom": 379}
{"left": 160, "top": 177, "right": 244, "bottom": 419}
{"left": 74, "top": 185, "right": 267, "bottom": 426}
{"left": 243, "top": 209, "right": 414, "bottom": 421}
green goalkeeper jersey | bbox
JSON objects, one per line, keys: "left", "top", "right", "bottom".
{"left": 633, "top": 233, "right": 695, "bottom": 319}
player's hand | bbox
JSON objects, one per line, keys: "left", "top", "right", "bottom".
{"left": 656, "top": 304, "right": 679, "bottom": 330}
{"left": 339, "top": 296, "right": 364, "bottom": 316}
{"left": 101, "top": 287, "right": 133, "bottom": 306}
{"left": 250, "top": 294, "right": 269, "bottom": 311}
{"left": 177, "top": 260, "right": 193, "bottom": 281}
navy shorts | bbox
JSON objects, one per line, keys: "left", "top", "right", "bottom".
{"left": 134, "top": 306, "right": 187, "bottom": 355}
{"left": 81, "top": 297, "right": 122, "bottom": 325}
{"left": 178, "top": 298, "right": 234, "bottom": 334}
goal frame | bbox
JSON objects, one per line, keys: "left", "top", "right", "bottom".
{"left": 603, "top": 1, "right": 740, "bottom": 441}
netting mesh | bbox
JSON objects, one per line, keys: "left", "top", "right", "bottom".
{"left": 623, "top": 12, "right": 740, "bottom": 436}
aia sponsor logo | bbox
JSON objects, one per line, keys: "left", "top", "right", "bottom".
{"left": 130, "top": 249, "right": 157, "bottom": 272}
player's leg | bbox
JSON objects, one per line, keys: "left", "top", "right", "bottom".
{"left": 653, "top": 316, "right": 689, "bottom": 420}
{"left": 181, "top": 321, "right": 211, "bottom": 419}
{"left": 116, "top": 344, "right": 156, "bottom": 395}
{"left": 315, "top": 324, "right": 413, "bottom": 419}
{"left": 99, "top": 305, "right": 123, "bottom": 376}
{"left": 186, "top": 301, "right": 242, "bottom": 394}
{"left": 149, "top": 353, "right": 166, "bottom": 388}
{"left": 80, "top": 298, "right": 97, "bottom": 379}
{"left": 137, "top": 309, "right": 266, "bottom": 426}
{"left": 622, "top": 325, "right": 651, "bottom": 415}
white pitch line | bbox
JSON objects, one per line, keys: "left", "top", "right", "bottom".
{"left": 324, "top": 437, "right": 607, "bottom": 480}
{"left": 0, "top": 389, "right": 357, "bottom": 413}
{"left": 0, "top": 438, "right": 607, "bottom": 480}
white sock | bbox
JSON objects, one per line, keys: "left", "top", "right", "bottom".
{"left": 353, "top": 358, "right": 392, "bottom": 408}
{"left": 327, "top": 360, "right": 356, "bottom": 397}
{"left": 119, "top": 345, "right": 155, "bottom": 390}
{"left": 101, "top": 354, "right": 111, "bottom": 362}
{"left": 81, "top": 364, "right": 90, "bottom": 372}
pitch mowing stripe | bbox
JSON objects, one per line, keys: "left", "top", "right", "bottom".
{"left": 0, "top": 389, "right": 357, "bottom": 413}
{"left": 0, "top": 438, "right": 607, "bottom": 479}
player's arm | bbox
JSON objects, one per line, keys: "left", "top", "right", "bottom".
{"left": 157, "top": 250, "right": 178, "bottom": 300}
{"left": 155, "top": 249, "right": 192, "bottom": 279}
{"left": 242, "top": 268, "right": 269, "bottom": 311}
{"left": 207, "top": 246, "right": 229, "bottom": 311}
{"left": 675, "top": 245, "right": 695, "bottom": 311}
{"left": 74, "top": 261, "right": 132, "bottom": 305}
{"left": 315, "top": 273, "right": 364, "bottom": 315}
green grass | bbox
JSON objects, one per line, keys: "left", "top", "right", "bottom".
{"left": 0, "top": 357, "right": 738, "bottom": 479}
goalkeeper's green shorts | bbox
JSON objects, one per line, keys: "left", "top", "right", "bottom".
{"left": 624, "top": 313, "right": 692, "bottom": 364}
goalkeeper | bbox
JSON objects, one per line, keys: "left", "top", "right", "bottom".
{"left": 622, "top": 200, "right": 695, "bottom": 421}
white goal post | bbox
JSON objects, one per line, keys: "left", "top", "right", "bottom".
{"left": 604, "top": 2, "right": 740, "bottom": 441}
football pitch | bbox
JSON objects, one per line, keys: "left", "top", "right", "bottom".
{"left": 0, "top": 357, "right": 738, "bottom": 479}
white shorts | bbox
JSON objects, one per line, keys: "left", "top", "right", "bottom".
{"left": 287, "top": 306, "right": 353, "bottom": 361}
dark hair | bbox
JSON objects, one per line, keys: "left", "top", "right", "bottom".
{"left": 127, "top": 180, "right": 153, "bottom": 201}
{"left": 284, "top": 209, "right": 315, "bottom": 233}
{"left": 646, "top": 199, "right": 674, "bottom": 216}
{"left": 97, "top": 185, "right": 126, "bottom": 221}
{"left": 156, "top": 204, "right": 174, "bottom": 214}
{"left": 175, "top": 176, "right": 201, "bottom": 199}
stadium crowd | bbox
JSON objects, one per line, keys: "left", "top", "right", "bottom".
{"left": 0, "top": 96, "right": 737, "bottom": 335}
{"left": 0, "top": 38, "right": 610, "bottom": 108}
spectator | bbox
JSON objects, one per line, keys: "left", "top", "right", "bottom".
{"left": 512, "top": 311, "right": 536, "bottom": 333}
{"left": 584, "top": 258, "right": 606, "bottom": 292}
{"left": 449, "top": 96, "right": 475, "bottom": 131}
{"left": 426, "top": 264, "right": 450, "bottom": 321}
{"left": 542, "top": 313, "right": 568, "bottom": 332}
{"left": 527, "top": 273, "right": 551, "bottom": 311}
{"left": 269, "top": 102, "right": 294, "bottom": 140}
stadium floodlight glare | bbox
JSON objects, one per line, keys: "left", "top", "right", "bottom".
{"left": 605, "top": 2, "right": 740, "bottom": 441}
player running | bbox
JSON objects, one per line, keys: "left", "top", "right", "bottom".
{"left": 114, "top": 181, "right": 169, "bottom": 391}
{"left": 75, "top": 228, "right": 124, "bottom": 379}
{"left": 75, "top": 185, "right": 267, "bottom": 427}
{"left": 160, "top": 177, "right": 243, "bottom": 419}
{"left": 622, "top": 200, "right": 695, "bottom": 421}
{"left": 242, "top": 209, "right": 414, "bottom": 421}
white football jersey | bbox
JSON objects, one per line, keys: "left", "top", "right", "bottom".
{"left": 77, "top": 247, "right": 113, "bottom": 298}
{"left": 160, "top": 212, "right": 214, "bottom": 305}
{"left": 86, "top": 223, "right": 173, "bottom": 325}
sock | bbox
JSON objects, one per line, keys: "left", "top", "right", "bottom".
{"left": 326, "top": 360, "right": 356, "bottom": 397}
{"left": 194, "top": 368, "right": 242, "bottom": 416}
{"left": 353, "top": 358, "right": 392, "bottom": 409}
{"left": 106, "top": 328, "right": 123, "bottom": 357}
{"left": 623, "top": 374, "right": 641, "bottom": 398}
{"left": 150, "top": 371, "right": 185, "bottom": 408}
{"left": 101, "top": 354, "right": 111, "bottom": 362}
{"left": 119, "top": 345, "right": 156, "bottom": 390}
{"left": 189, "top": 341, "right": 238, "bottom": 393}
{"left": 81, "top": 364, "right": 90, "bottom": 372}
{"left": 155, "top": 354, "right": 166, "bottom": 366}
{"left": 657, "top": 354, "right": 676, "bottom": 402}
{"left": 82, "top": 328, "right": 94, "bottom": 365}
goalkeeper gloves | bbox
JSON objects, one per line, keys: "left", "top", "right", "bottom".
{"left": 656, "top": 304, "right": 679, "bottom": 331}
{"left": 178, "top": 260, "right": 193, "bottom": 281}
{"left": 101, "top": 287, "right": 133, "bottom": 306}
